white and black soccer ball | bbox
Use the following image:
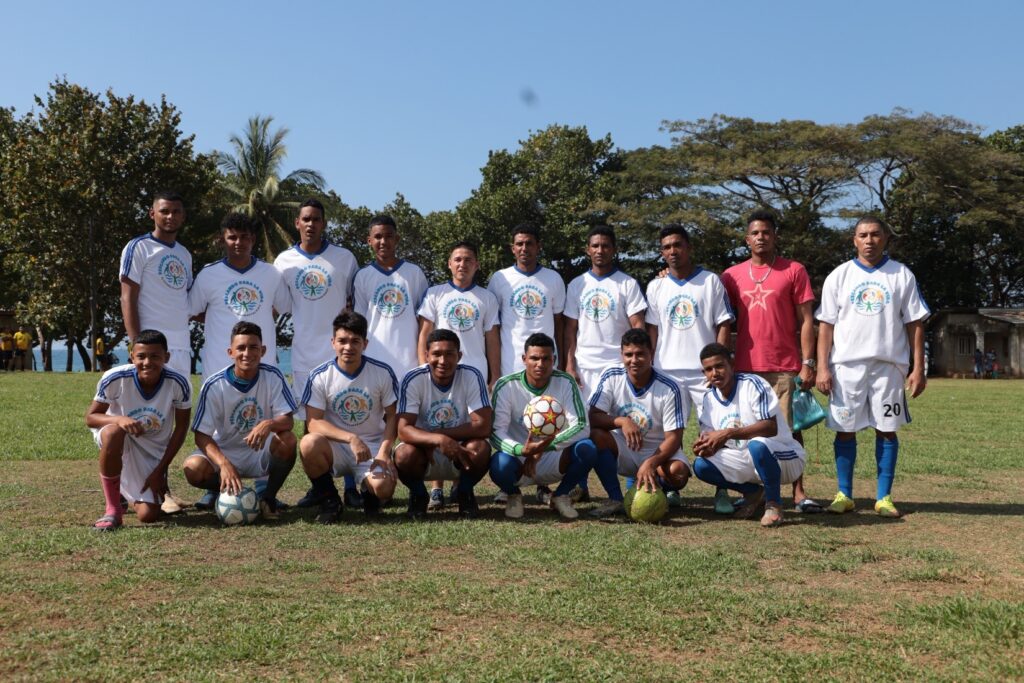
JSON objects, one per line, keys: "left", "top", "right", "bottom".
{"left": 522, "top": 394, "right": 568, "bottom": 438}
{"left": 215, "top": 487, "right": 260, "bottom": 526}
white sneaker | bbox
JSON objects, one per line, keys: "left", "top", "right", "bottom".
{"left": 493, "top": 490, "right": 508, "bottom": 504}
{"left": 160, "top": 497, "right": 183, "bottom": 515}
{"left": 550, "top": 495, "right": 579, "bottom": 520}
{"left": 588, "top": 499, "right": 624, "bottom": 518}
{"left": 505, "top": 493, "right": 524, "bottom": 519}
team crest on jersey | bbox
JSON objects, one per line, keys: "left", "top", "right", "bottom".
{"left": 667, "top": 294, "right": 699, "bottom": 330}
{"left": 331, "top": 387, "right": 373, "bottom": 425}
{"left": 850, "top": 281, "right": 891, "bottom": 316}
{"left": 127, "top": 406, "right": 164, "bottom": 433}
{"left": 617, "top": 402, "right": 652, "bottom": 438}
{"left": 444, "top": 297, "right": 479, "bottom": 332}
{"left": 374, "top": 282, "right": 409, "bottom": 318}
{"left": 159, "top": 254, "right": 188, "bottom": 289}
{"left": 427, "top": 398, "right": 461, "bottom": 429}
{"left": 581, "top": 287, "right": 615, "bottom": 322}
{"left": 224, "top": 280, "right": 264, "bottom": 316}
{"left": 834, "top": 406, "right": 853, "bottom": 424}
{"left": 230, "top": 397, "right": 263, "bottom": 433}
{"left": 296, "top": 265, "right": 332, "bottom": 300}
{"left": 510, "top": 284, "right": 547, "bottom": 319}
{"left": 716, "top": 412, "right": 743, "bottom": 449}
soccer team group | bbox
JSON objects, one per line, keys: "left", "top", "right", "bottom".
{"left": 87, "top": 191, "right": 929, "bottom": 531}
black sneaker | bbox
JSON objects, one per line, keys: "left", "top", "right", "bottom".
{"left": 344, "top": 487, "right": 364, "bottom": 508}
{"left": 407, "top": 493, "right": 428, "bottom": 521}
{"left": 316, "top": 496, "right": 343, "bottom": 525}
{"left": 363, "top": 490, "right": 381, "bottom": 517}
{"left": 456, "top": 488, "right": 480, "bottom": 519}
{"left": 296, "top": 487, "right": 325, "bottom": 508}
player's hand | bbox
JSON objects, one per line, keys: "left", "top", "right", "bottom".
{"left": 438, "top": 435, "right": 465, "bottom": 459}
{"left": 219, "top": 462, "right": 243, "bottom": 496}
{"left": 522, "top": 434, "right": 556, "bottom": 459}
{"left": 636, "top": 458, "right": 659, "bottom": 493}
{"left": 522, "top": 452, "right": 541, "bottom": 479}
{"left": 906, "top": 369, "right": 927, "bottom": 398}
{"left": 798, "top": 365, "right": 815, "bottom": 389}
{"left": 244, "top": 420, "right": 273, "bottom": 451}
{"left": 140, "top": 467, "right": 168, "bottom": 498}
{"left": 350, "top": 436, "right": 372, "bottom": 463}
{"left": 115, "top": 416, "right": 146, "bottom": 435}
{"left": 815, "top": 367, "right": 833, "bottom": 396}
{"left": 656, "top": 267, "right": 668, "bottom": 279}
{"left": 620, "top": 418, "right": 644, "bottom": 451}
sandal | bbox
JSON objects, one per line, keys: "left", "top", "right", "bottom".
{"left": 795, "top": 498, "right": 824, "bottom": 514}
{"left": 92, "top": 514, "right": 122, "bottom": 532}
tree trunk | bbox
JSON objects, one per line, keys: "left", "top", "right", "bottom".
{"left": 39, "top": 329, "right": 51, "bottom": 371}
{"left": 65, "top": 337, "right": 74, "bottom": 372}
{"left": 74, "top": 337, "right": 93, "bottom": 372}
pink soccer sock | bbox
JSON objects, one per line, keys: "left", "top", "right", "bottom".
{"left": 100, "top": 474, "right": 123, "bottom": 519}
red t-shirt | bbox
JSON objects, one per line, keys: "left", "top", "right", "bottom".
{"left": 721, "top": 257, "right": 814, "bottom": 373}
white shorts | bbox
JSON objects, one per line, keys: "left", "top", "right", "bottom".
{"left": 659, "top": 368, "right": 707, "bottom": 421}
{"left": 190, "top": 439, "right": 273, "bottom": 479}
{"left": 423, "top": 450, "right": 463, "bottom": 482}
{"left": 166, "top": 348, "right": 191, "bottom": 378}
{"left": 827, "top": 361, "right": 910, "bottom": 433}
{"left": 578, "top": 366, "right": 603, "bottom": 402}
{"left": 326, "top": 439, "right": 383, "bottom": 486}
{"left": 611, "top": 430, "right": 691, "bottom": 478}
{"left": 92, "top": 425, "right": 162, "bottom": 505}
{"left": 515, "top": 449, "right": 566, "bottom": 488}
{"left": 705, "top": 439, "right": 805, "bottom": 486}
{"left": 290, "top": 369, "right": 310, "bottom": 421}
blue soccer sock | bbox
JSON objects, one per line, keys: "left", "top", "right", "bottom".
{"left": 624, "top": 476, "right": 636, "bottom": 490}
{"left": 456, "top": 462, "right": 487, "bottom": 495}
{"left": 594, "top": 448, "right": 623, "bottom": 502}
{"left": 693, "top": 457, "right": 761, "bottom": 496}
{"left": 834, "top": 437, "right": 857, "bottom": 497}
{"left": 749, "top": 441, "right": 782, "bottom": 505}
{"left": 875, "top": 435, "right": 899, "bottom": 499}
{"left": 554, "top": 440, "right": 597, "bottom": 497}
{"left": 489, "top": 452, "right": 522, "bottom": 495}
{"left": 343, "top": 474, "right": 357, "bottom": 492}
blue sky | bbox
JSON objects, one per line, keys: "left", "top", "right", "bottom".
{"left": 2, "top": 1, "right": 1021, "bottom": 213}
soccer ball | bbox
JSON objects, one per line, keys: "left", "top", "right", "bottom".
{"left": 522, "top": 395, "right": 567, "bottom": 438}
{"left": 623, "top": 486, "right": 637, "bottom": 516}
{"left": 628, "top": 488, "right": 669, "bottom": 523}
{"left": 215, "top": 487, "right": 260, "bottom": 526}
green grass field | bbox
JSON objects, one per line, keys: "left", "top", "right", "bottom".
{"left": 1, "top": 373, "right": 1022, "bottom": 681}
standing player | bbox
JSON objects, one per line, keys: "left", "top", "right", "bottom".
{"left": 719, "top": 210, "right": 820, "bottom": 515}
{"left": 587, "top": 329, "right": 690, "bottom": 517}
{"left": 815, "top": 216, "right": 929, "bottom": 518}
{"left": 692, "top": 343, "right": 807, "bottom": 527}
{"left": 85, "top": 330, "right": 191, "bottom": 531}
{"left": 183, "top": 322, "right": 298, "bottom": 519}
{"left": 119, "top": 191, "right": 193, "bottom": 513}
{"left": 352, "top": 214, "right": 429, "bottom": 385}
{"left": 395, "top": 329, "right": 493, "bottom": 519}
{"left": 489, "top": 333, "right": 596, "bottom": 520}
{"left": 297, "top": 312, "right": 399, "bottom": 523}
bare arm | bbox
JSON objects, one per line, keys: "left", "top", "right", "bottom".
{"left": 399, "top": 407, "right": 493, "bottom": 447}
{"left": 120, "top": 278, "right": 141, "bottom": 342}
{"left": 906, "top": 320, "right": 927, "bottom": 398}
{"left": 693, "top": 418, "right": 776, "bottom": 457}
{"left": 715, "top": 322, "right": 731, "bottom": 347}
{"left": 554, "top": 313, "right": 566, "bottom": 370}
{"left": 628, "top": 311, "right": 646, "bottom": 329}
{"left": 417, "top": 317, "right": 433, "bottom": 365}
{"left": 485, "top": 327, "right": 501, "bottom": 388}
{"left": 646, "top": 323, "right": 659, "bottom": 357}
{"left": 815, "top": 322, "right": 835, "bottom": 395}
{"left": 562, "top": 316, "right": 580, "bottom": 384}
{"left": 796, "top": 301, "right": 815, "bottom": 387}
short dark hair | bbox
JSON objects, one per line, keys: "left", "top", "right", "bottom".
{"left": 620, "top": 328, "right": 652, "bottom": 350}
{"left": 368, "top": 214, "right": 397, "bottom": 231}
{"left": 152, "top": 191, "right": 184, "bottom": 206}
{"left": 659, "top": 224, "right": 690, "bottom": 244}
{"left": 699, "top": 342, "right": 732, "bottom": 362}
{"left": 231, "top": 321, "right": 263, "bottom": 341}
{"left": 332, "top": 311, "right": 368, "bottom": 339}
{"left": 512, "top": 222, "right": 541, "bottom": 243}
{"left": 854, "top": 214, "right": 891, "bottom": 236}
{"left": 523, "top": 332, "right": 554, "bottom": 354}
{"left": 427, "top": 328, "right": 461, "bottom": 351}
{"left": 587, "top": 225, "right": 616, "bottom": 246}
{"left": 450, "top": 241, "right": 478, "bottom": 258}
{"left": 134, "top": 329, "right": 168, "bottom": 351}
{"left": 746, "top": 209, "right": 777, "bottom": 231}
{"left": 221, "top": 211, "right": 258, "bottom": 235}
{"left": 299, "top": 198, "right": 325, "bottom": 220}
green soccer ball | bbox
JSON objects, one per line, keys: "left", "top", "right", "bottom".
{"left": 629, "top": 488, "right": 669, "bottom": 523}
{"left": 623, "top": 487, "right": 637, "bottom": 516}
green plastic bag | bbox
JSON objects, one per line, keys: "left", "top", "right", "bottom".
{"left": 793, "top": 377, "right": 827, "bottom": 432}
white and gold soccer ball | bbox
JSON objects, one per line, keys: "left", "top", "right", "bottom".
{"left": 522, "top": 395, "right": 567, "bottom": 438}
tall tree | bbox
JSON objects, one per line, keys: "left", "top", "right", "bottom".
{"left": 216, "top": 116, "right": 325, "bottom": 259}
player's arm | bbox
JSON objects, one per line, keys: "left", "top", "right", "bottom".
{"left": 244, "top": 411, "right": 294, "bottom": 451}
{"left": 488, "top": 385, "right": 525, "bottom": 456}
{"left": 646, "top": 323, "right": 659, "bottom": 357}
{"left": 589, "top": 406, "right": 644, "bottom": 452}
{"left": 85, "top": 400, "right": 146, "bottom": 435}
{"left": 305, "top": 405, "right": 372, "bottom": 463}
{"left": 796, "top": 300, "right": 816, "bottom": 387}
{"left": 550, "top": 380, "right": 589, "bottom": 449}
{"left": 375, "top": 402, "right": 399, "bottom": 478}
{"left": 485, "top": 326, "right": 501, "bottom": 388}
{"left": 119, "top": 278, "right": 141, "bottom": 342}
{"left": 416, "top": 317, "right": 433, "bottom": 365}
{"left": 715, "top": 321, "right": 731, "bottom": 347}
{"left": 562, "top": 316, "right": 581, "bottom": 384}
{"left": 906, "top": 319, "right": 927, "bottom": 398}
{"left": 194, "top": 430, "right": 242, "bottom": 494}
{"left": 554, "top": 313, "right": 566, "bottom": 370}
{"left": 815, "top": 322, "right": 835, "bottom": 394}
{"left": 628, "top": 311, "right": 646, "bottom": 329}
{"left": 693, "top": 418, "right": 776, "bottom": 457}
{"left": 142, "top": 407, "right": 191, "bottom": 497}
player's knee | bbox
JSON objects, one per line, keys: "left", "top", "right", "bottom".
{"left": 875, "top": 430, "right": 897, "bottom": 441}
{"left": 692, "top": 457, "right": 715, "bottom": 483}
{"left": 183, "top": 457, "right": 211, "bottom": 485}
{"left": 590, "top": 428, "right": 615, "bottom": 450}
{"left": 136, "top": 502, "right": 161, "bottom": 524}
{"left": 100, "top": 424, "right": 128, "bottom": 448}
{"left": 664, "top": 461, "right": 690, "bottom": 489}
{"left": 465, "top": 440, "right": 491, "bottom": 470}
{"left": 835, "top": 432, "right": 856, "bottom": 442}
{"left": 489, "top": 452, "right": 520, "bottom": 490}
{"left": 393, "top": 444, "right": 422, "bottom": 473}
{"left": 299, "top": 433, "right": 327, "bottom": 460}
{"left": 276, "top": 430, "right": 298, "bottom": 452}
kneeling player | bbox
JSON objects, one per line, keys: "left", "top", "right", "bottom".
{"left": 588, "top": 329, "right": 690, "bottom": 518}
{"left": 691, "top": 343, "right": 806, "bottom": 527}
{"left": 489, "top": 333, "right": 596, "bottom": 520}
{"left": 183, "top": 322, "right": 298, "bottom": 519}
{"left": 298, "top": 312, "right": 399, "bottom": 523}
{"left": 86, "top": 330, "right": 191, "bottom": 531}
{"left": 395, "top": 329, "right": 492, "bottom": 519}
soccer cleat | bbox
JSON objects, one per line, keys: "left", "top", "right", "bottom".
{"left": 456, "top": 489, "right": 480, "bottom": 519}
{"left": 407, "top": 493, "right": 428, "bottom": 521}
{"left": 713, "top": 489, "right": 736, "bottom": 515}
{"left": 296, "top": 486, "right": 323, "bottom": 508}
{"left": 735, "top": 487, "right": 766, "bottom": 520}
{"left": 194, "top": 490, "right": 218, "bottom": 511}
{"left": 344, "top": 488, "right": 364, "bottom": 509}
{"left": 550, "top": 495, "right": 579, "bottom": 520}
{"left": 449, "top": 484, "right": 461, "bottom": 506}
{"left": 874, "top": 495, "right": 901, "bottom": 518}
{"left": 363, "top": 490, "right": 381, "bottom": 517}
{"left": 428, "top": 487, "right": 444, "bottom": 510}
{"left": 493, "top": 490, "right": 508, "bottom": 504}
{"left": 828, "top": 492, "right": 856, "bottom": 514}
{"left": 760, "top": 502, "right": 783, "bottom": 528}
{"left": 536, "top": 486, "right": 552, "bottom": 505}
{"left": 259, "top": 497, "right": 280, "bottom": 521}
{"left": 588, "top": 499, "right": 625, "bottom": 518}
{"left": 316, "top": 496, "right": 343, "bottom": 525}
{"left": 570, "top": 486, "right": 591, "bottom": 503}
{"left": 665, "top": 490, "right": 682, "bottom": 508}
{"left": 505, "top": 493, "right": 524, "bottom": 519}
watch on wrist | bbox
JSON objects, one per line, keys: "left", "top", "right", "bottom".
{"left": 801, "top": 358, "right": 817, "bottom": 369}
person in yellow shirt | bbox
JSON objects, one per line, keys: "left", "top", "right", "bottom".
{"left": 14, "top": 327, "right": 32, "bottom": 371}
{"left": 0, "top": 328, "right": 13, "bottom": 371}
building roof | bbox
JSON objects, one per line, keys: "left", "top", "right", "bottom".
{"left": 979, "top": 308, "right": 1024, "bottom": 325}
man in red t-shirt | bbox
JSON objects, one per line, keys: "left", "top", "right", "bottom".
{"left": 719, "top": 209, "right": 822, "bottom": 514}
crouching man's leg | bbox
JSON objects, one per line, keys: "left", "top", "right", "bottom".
{"left": 258, "top": 430, "right": 298, "bottom": 520}
{"left": 551, "top": 439, "right": 598, "bottom": 520}
{"left": 298, "top": 433, "right": 343, "bottom": 524}
{"left": 489, "top": 451, "right": 525, "bottom": 519}
{"left": 394, "top": 442, "right": 430, "bottom": 520}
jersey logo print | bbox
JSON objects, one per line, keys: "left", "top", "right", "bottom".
{"left": 159, "top": 254, "right": 188, "bottom": 289}
{"left": 510, "top": 284, "right": 547, "bottom": 319}
{"left": 332, "top": 387, "right": 373, "bottom": 425}
{"left": 617, "top": 401, "right": 652, "bottom": 438}
{"left": 444, "top": 298, "right": 479, "bottom": 332}
{"left": 740, "top": 282, "right": 775, "bottom": 311}
{"left": 374, "top": 282, "right": 409, "bottom": 318}
{"left": 296, "top": 265, "right": 332, "bottom": 300}
{"left": 128, "top": 406, "right": 165, "bottom": 433}
{"left": 224, "top": 281, "right": 265, "bottom": 316}
{"left": 581, "top": 287, "right": 615, "bottom": 322}
{"left": 667, "top": 293, "right": 699, "bottom": 330}
{"left": 231, "top": 397, "right": 263, "bottom": 432}
{"left": 427, "top": 398, "right": 461, "bottom": 429}
{"left": 850, "top": 281, "right": 891, "bottom": 316}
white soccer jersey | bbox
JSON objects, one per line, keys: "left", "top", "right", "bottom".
{"left": 417, "top": 282, "right": 500, "bottom": 379}
{"left": 300, "top": 356, "right": 399, "bottom": 442}
{"left": 565, "top": 268, "right": 647, "bottom": 370}
{"left": 94, "top": 364, "right": 192, "bottom": 461}
{"left": 490, "top": 369, "right": 589, "bottom": 455}
{"left": 353, "top": 261, "right": 429, "bottom": 381}
{"left": 816, "top": 256, "right": 930, "bottom": 373}
{"left": 589, "top": 366, "right": 686, "bottom": 455}
{"left": 699, "top": 373, "right": 800, "bottom": 453}
{"left": 274, "top": 242, "right": 359, "bottom": 376}
{"left": 488, "top": 265, "right": 567, "bottom": 376}
{"left": 189, "top": 258, "right": 291, "bottom": 381}
{"left": 645, "top": 268, "right": 734, "bottom": 373}
{"left": 119, "top": 234, "right": 193, "bottom": 349}
{"left": 191, "top": 363, "right": 296, "bottom": 453}
{"left": 398, "top": 364, "right": 491, "bottom": 430}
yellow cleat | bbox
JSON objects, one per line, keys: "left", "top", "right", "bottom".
{"left": 874, "top": 495, "right": 901, "bottom": 518}
{"left": 828, "top": 491, "right": 855, "bottom": 514}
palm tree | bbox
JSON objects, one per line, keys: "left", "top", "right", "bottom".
{"left": 216, "top": 115, "right": 326, "bottom": 258}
